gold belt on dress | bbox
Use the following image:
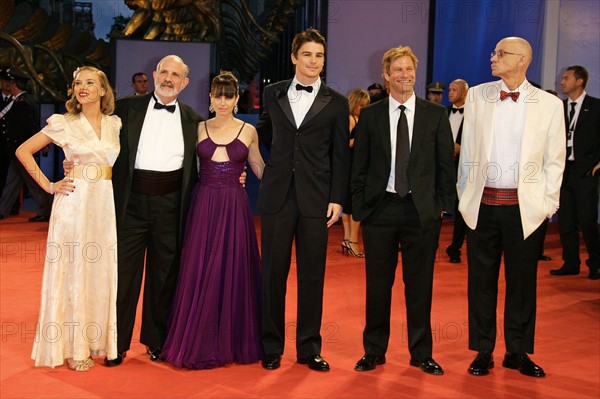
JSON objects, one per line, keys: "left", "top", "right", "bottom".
{"left": 69, "top": 164, "right": 112, "bottom": 180}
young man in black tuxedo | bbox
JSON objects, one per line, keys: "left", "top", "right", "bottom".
{"left": 351, "top": 46, "right": 455, "bottom": 374}
{"left": 257, "top": 28, "right": 350, "bottom": 372}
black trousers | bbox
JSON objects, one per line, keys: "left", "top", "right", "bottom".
{"left": 447, "top": 198, "right": 467, "bottom": 257}
{"left": 261, "top": 185, "right": 328, "bottom": 358}
{"left": 558, "top": 164, "right": 600, "bottom": 272}
{"left": 361, "top": 193, "right": 440, "bottom": 361}
{"left": 116, "top": 189, "right": 182, "bottom": 353}
{"left": 467, "top": 204, "right": 545, "bottom": 354}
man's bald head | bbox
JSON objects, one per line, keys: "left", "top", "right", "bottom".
{"left": 491, "top": 37, "right": 532, "bottom": 88}
{"left": 502, "top": 37, "right": 532, "bottom": 64}
{"left": 448, "top": 79, "right": 468, "bottom": 106}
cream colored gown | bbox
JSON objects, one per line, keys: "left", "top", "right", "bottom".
{"left": 31, "top": 113, "right": 121, "bottom": 368}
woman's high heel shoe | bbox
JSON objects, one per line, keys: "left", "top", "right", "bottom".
{"left": 341, "top": 239, "right": 350, "bottom": 255}
{"left": 67, "top": 358, "right": 91, "bottom": 372}
{"left": 347, "top": 241, "right": 365, "bottom": 258}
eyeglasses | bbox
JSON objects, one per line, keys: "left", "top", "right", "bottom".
{"left": 490, "top": 50, "right": 522, "bottom": 58}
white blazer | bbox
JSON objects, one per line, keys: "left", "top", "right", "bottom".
{"left": 457, "top": 80, "right": 566, "bottom": 239}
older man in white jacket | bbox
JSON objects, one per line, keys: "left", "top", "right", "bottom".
{"left": 457, "top": 37, "right": 565, "bottom": 378}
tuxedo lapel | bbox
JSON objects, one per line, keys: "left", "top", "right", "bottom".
{"left": 574, "top": 95, "right": 592, "bottom": 131}
{"left": 482, "top": 82, "right": 500, "bottom": 163}
{"left": 411, "top": 98, "right": 429, "bottom": 164}
{"left": 299, "top": 84, "right": 332, "bottom": 129}
{"left": 274, "top": 80, "right": 296, "bottom": 128}
{"left": 376, "top": 98, "right": 392, "bottom": 166}
{"left": 179, "top": 104, "right": 197, "bottom": 194}
{"left": 521, "top": 86, "right": 540, "bottom": 167}
{"left": 127, "top": 94, "right": 152, "bottom": 175}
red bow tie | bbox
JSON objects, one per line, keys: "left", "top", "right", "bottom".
{"left": 500, "top": 90, "right": 520, "bottom": 102}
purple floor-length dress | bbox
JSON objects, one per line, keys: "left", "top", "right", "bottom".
{"left": 161, "top": 123, "right": 263, "bottom": 369}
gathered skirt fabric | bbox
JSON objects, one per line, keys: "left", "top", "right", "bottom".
{"left": 161, "top": 179, "right": 263, "bottom": 369}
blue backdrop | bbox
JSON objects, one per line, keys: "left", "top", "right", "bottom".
{"left": 432, "top": 0, "right": 546, "bottom": 104}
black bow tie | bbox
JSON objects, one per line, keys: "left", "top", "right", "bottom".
{"left": 296, "top": 84, "right": 313, "bottom": 93}
{"left": 153, "top": 95, "right": 176, "bottom": 113}
{"left": 451, "top": 107, "right": 464, "bottom": 114}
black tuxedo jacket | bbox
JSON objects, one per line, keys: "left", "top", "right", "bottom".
{"left": 112, "top": 93, "right": 203, "bottom": 239}
{"left": 447, "top": 105, "right": 463, "bottom": 145}
{"left": 351, "top": 96, "right": 455, "bottom": 228}
{"left": 3, "top": 92, "right": 39, "bottom": 154}
{"left": 565, "top": 94, "right": 600, "bottom": 175}
{"left": 256, "top": 80, "right": 350, "bottom": 217}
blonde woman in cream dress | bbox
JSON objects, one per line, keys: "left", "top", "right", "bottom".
{"left": 16, "top": 67, "right": 121, "bottom": 372}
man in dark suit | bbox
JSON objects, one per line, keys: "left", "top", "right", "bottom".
{"left": 105, "top": 55, "right": 203, "bottom": 366}
{"left": 551, "top": 65, "right": 600, "bottom": 280}
{"left": 351, "top": 46, "right": 455, "bottom": 374}
{"left": 256, "top": 28, "right": 350, "bottom": 372}
{"left": 445, "top": 79, "right": 468, "bottom": 263}
{"left": 131, "top": 72, "right": 149, "bottom": 96}
{"left": 0, "top": 68, "right": 50, "bottom": 221}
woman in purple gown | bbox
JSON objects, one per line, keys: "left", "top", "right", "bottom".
{"left": 161, "top": 71, "right": 265, "bottom": 369}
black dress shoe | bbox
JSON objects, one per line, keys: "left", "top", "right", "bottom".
{"left": 354, "top": 354, "right": 386, "bottom": 371}
{"left": 446, "top": 247, "right": 461, "bottom": 263}
{"left": 28, "top": 215, "right": 50, "bottom": 222}
{"left": 589, "top": 269, "right": 600, "bottom": 280}
{"left": 298, "top": 355, "right": 330, "bottom": 372}
{"left": 261, "top": 354, "right": 281, "bottom": 370}
{"left": 146, "top": 347, "right": 163, "bottom": 362}
{"left": 502, "top": 352, "right": 545, "bottom": 377}
{"left": 409, "top": 357, "right": 444, "bottom": 375}
{"left": 550, "top": 266, "right": 580, "bottom": 276}
{"left": 468, "top": 351, "right": 494, "bottom": 376}
{"left": 538, "top": 254, "right": 552, "bottom": 261}
{"left": 104, "top": 352, "right": 126, "bottom": 367}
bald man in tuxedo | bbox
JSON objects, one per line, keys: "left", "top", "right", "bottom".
{"left": 458, "top": 37, "right": 565, "bottom": 377}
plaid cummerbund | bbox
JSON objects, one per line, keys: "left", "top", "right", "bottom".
{"left": 481, "top": 187, "right": 518, "bottom": 206}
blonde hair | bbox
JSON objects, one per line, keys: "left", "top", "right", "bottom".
{"left": 382, "top": 46, "right": 419, "bottom": 76}
{"left": 347, "top": 89, "right": 370, "bottom": 117}
{"left": 65, "top": 66, "right": 115, "bottom": 115}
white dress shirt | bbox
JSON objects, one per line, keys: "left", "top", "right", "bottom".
{"left": 135, "top": 95, "right": 185, "bottom": 171}
{"left": 487, "top": 80, "right": 529, "bottom": 188}
{"left": 387, "top": 93, "right": 416, "bottom": 193}
{"left": 288, "top": 77, "right": 321, "bottom": 128}
{"left": 449, "top": 106, "right": 464, "bottom": 143}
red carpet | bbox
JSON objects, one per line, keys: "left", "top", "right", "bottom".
{"left": 1, "top": 213, "right": 599, "bottom": 398}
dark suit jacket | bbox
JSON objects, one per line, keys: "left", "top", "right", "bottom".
{"left": 112, "top": 93, "right": 203, "bottom": 239}
{"left": 3, "top": 92, "right": 39, "bottom": 154}
{"left": 256, "top": 80, "right": 350, "bottom": 217}
{"left": 351, "top": 96, "right": 455, "bottom": 228}
{"left": 565, "top": 94, "right": 600, "bottom": 175}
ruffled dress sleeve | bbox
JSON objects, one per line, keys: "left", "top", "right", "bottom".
{"left": 109, "top": 114, "right": 122, "bottom": 136}
{"left": 40, "top": 114, "right": 68, "bottom": 147}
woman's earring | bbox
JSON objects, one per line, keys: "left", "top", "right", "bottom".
{"left": 209, "top": 104, "right": 214, "bottom": 113}
{"left": 233, "top": 104, "right": 238, "bottom": 114}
